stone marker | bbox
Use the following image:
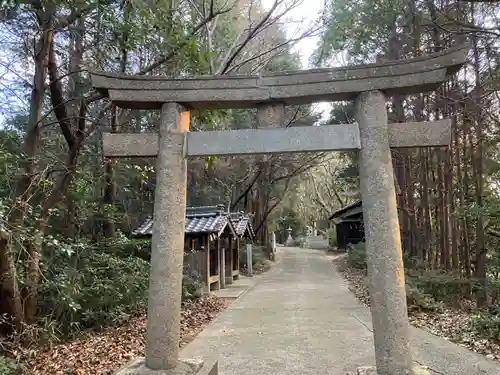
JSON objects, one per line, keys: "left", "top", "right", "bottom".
{"left": 285, "top": 227, "right": 294, "bottom": 246}
{"left": 246, "top": 244, "right": 253, "bottom": 277}
{"left": 91, "top": 44, "right": 468, "bottom": 375}
{"left": 271, "top": 232, "right": 276, "bottom": 261}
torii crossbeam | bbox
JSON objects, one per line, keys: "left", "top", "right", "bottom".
{"left": 91, "top": 44, "right": 468, "bottom": 375}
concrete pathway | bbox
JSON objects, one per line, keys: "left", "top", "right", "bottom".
{"left": 181, "top": 247, "right": 500, "bottom": 375}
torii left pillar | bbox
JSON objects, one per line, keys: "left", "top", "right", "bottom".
{"left": 115, "top": 104, "right": 218, "bottom": 374}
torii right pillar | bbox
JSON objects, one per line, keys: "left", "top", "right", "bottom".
{"left": 356, "top": 90, "right": 415, "bottom": 375}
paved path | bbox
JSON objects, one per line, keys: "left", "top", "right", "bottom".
{"left": 181, "top": 247, "right": 500, "bottom": 375}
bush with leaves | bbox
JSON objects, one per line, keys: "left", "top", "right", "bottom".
{"left": 471, "top": 313, "right": 500, "bottom": 342}
{"left": 38, "top": 234, "right": 209, "bottom": 337}
{"left": 182, "top": 264, "right": 203, "bottom": 300}
{"left": 327, "top": 228, "right": 337, "bottom": 249}
{"left": 39, "top": 236, "right": 150, "bottom": 337}
{"left": 405, "top": 269, "right": 475, "bottom": 304}
{"left": 405, "top": 275, "right": 441, "bottom": 312}
{"left": 347, "top": 242, "right": 367, "bottom": 270}
{"left": 0, "top": 356, "right": 19, "bottom": 375}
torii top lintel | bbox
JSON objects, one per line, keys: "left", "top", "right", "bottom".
{"left": 90, "top": 44, "right": 468, "bottom": 110}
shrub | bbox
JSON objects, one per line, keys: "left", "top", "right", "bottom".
{"left": 347, "top": 242, "right": 366, "bottom": 269}
{"left": 112, "top": 237, "right": 152, "bottom": 260}
{"left": 182, "top": 265, "right": 203, "bottom": 300}
{"left": 327, "top": 228, "right": 337, "bottom": 248}
{"left": 405, "top": 269, "right": 473, "bottom": 303}
{"left": 39, "top": 243, "right": 150, "bottom": 336}
{"left": 405, "top": 276, "right": 441, "bottom": 312}
{"left": 293, "top": 237, "right": 306, "bottom": 248}
{"left": 471, "top": 313, "right": 500, "bottom": 341}
{"left": 0, "top": 356, "right": 19, "bottom": 375}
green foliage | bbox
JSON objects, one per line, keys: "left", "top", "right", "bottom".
{"left": 405, "top": 270, "right": 476, "bottom": 303}
{"left": 252, "top": 252, "right": 261, "bottom": 266}
{"left": 405, "top": 283, "right": 440, "bottom": 312}
{"left": 327, "top": 228, "right": 337, "bottom": 248}
{"left": 0, "top": 130, "right": 22, "bottom": 199}
{"left": 36, "top": 234, "right": 205, "bottom": 337}
{"left": 182, "top": 265, "right": 203, "bottom": 300}
{"left": 471, "top": 313, "right": 500, "bottom": 342}
{"left": 405, "top": 274, "right": 441, "bottom": 312}
{"left": 272, "top": 205, "right": 306, "bottom": 237}
{"left": 39, "top": 237, "right": 150, "bottom": 336}
{"left": 106, "top": 235, "right": 152, "bottom": 260}
{"left": 345, "top": 243, "right": 440, "bottom": 311}
{"left": 0, "top": 356, "right": 19, "bottom": 375}
{"left": 313, "top": 0, "right": 404, "bottom": 65}
{"left": 292, "top": 237, "right": 306, "bottom": 248}
{"left": 347, "top": 242, "right": 367, "bottom": 269}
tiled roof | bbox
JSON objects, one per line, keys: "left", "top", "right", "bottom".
{"left": 328, "top": 201, "right": 362, "bottom": 221}
{"left": 132, "top": 205, "right": 236, "bottom": 237}
{"left": 229, "top": 212, "right": 255, "bottom": 239}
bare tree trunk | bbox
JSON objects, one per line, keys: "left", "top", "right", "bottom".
{"left": 0, "top": 9, "right": 53, "bottom": 329}
{"left": 470, "top": 12, "right": 488, "bottom": 306}
{"left": 103, "top": 1, "right": 130, "bottom": 237}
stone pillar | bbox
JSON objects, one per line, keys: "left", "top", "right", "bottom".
{"left": 256, "top": 102, "right": 285, "bottom": 127}
{"left": 246, "top": 244, "right": 253, "bottom": 276}
{"left": 355, "top": 90, "right": 413, "bottom": 375}
{"left": 256, "top": 103, "right": 285, "bottom": 247}
{"left": 145, "top": 103, "right": 187, "bottom": 370}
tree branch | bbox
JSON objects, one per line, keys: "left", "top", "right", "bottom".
{"left": 48, "top": 37, "right": 76, "bottom": 148}
{"left": 216, "top": 0, "right": 279, "bottom": 74}
{"left": 85, "top": 1, "right": 234, "bottom": 107}
{"left": 231, "top": 168, "right": 262, "bottom": 210}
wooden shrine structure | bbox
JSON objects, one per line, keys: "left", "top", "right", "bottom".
{"left": 228, "top": 211, "right": 255, "bottom": 281}
{"left": 133, "top": 205, "right": 238, "bottom": 292}
{"left": 329, "top": 201, "right": 364, "bottom": 250}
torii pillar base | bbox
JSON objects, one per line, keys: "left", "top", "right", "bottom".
{"left": 357, "top": 365, "right": 430, "bottom": 375}
{"left": 114, "top": 358, "right": 218, "bottom": 375}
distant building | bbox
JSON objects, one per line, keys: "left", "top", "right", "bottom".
{"left": 328, "top": 201, "right": 365, "bottom": 250}
{"left": 133, "top": 204, "right": 254, "bottom": 292}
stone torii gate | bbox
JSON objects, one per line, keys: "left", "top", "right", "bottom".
{"left": 91, "top": 44, "right": 468, "bottom": 375}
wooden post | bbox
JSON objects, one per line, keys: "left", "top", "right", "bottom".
{"left": 235, "top": 238, "right": 240, "bottom": 280}
{"left": 205, "top": 236, "right": 210, "bottom": 293}
{"left": 180, "top": 111, "right": 190, "bottom": 132}
{"left": 226, "top": 239, "right": 234, "bottom": 284}
{"left": 220, "top": 241, "right": 226, "bottom": 289}
{"left": 213, "top": 237, "right": 220, "bottom": 290}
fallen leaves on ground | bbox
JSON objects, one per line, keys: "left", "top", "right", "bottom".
{"left": 240, "top": 259, "right": 272, "bottom": 276}
{"left": 333, "top": 256, "right": 500, "bottom": 362}
{"left": 24, "top": 295, "right": 230, "bottom": 375}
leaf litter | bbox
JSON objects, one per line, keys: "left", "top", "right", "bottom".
{"left": 334, "top": 256, "right": 500, "bottom": 362}
{"left": 23, "top": 295, "right": 230, "bottom": 375}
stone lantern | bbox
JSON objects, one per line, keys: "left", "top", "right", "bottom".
{"left": 285, "top": 226, "right": 293, "bottom": 246}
